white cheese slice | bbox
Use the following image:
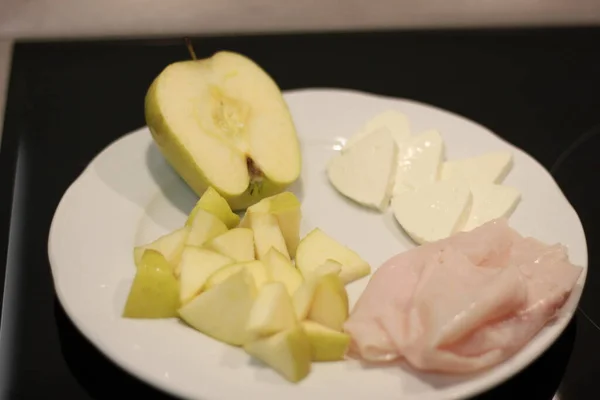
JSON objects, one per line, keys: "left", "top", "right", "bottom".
{"left": 391, "top": 180, "right": 472, "bottom": 244}
{"left": 344, "top": 110, "right": 411, "bottom": 151}
{"left": 393, "top": 129, "right": 444, "bottom": 195}
{"left": 440, "top": 151, "right": 513, "bottom": 184}
{"left": 327, "top": 127, "right": 398, "bottom": 211}
{"left": 462, "top": 183, "right": 521, "bottom": 232}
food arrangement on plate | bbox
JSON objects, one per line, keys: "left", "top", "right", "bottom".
{"left": 120, "top": 48, "right": 583, "bottom": 387}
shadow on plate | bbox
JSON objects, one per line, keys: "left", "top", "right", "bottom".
{"left": 145, "top": 140, "right": 307, "bottom": 212}
{"left": 145, "top": 143, "right": 198, "bottom": 217}
{"left": 54, "top": 297, "right": 178, "bottom": 400}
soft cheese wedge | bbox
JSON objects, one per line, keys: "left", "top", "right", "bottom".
{"left": 133, "top": 227, "right": 189, "bottom": 271}
{"left": 393, "top": 129, "right": 444, "bottom": 195}
{"left": 462, "top": 183, "right": 521, "bottom": 232}
{"left": 327, "top": 128, "right": 398, "bottom": 211}
{"left": 145, "top": 51, "right": 302, "bottom": 210}
{"left": 392, "top": 180, "right": 472, "bottom": 244}
{"left": 440, "top": 151, "right": 513, "bottom": 184}
{"left": 204, "top": 228, "right": 255, "bottom": 262}
{"left": 178, "top": 269, "right": 257, "bottom": 346}
{"left": 344, "top": 110, "right": 411, "bottom": 150}
{"left": 178, "top": 247, "right": 234, "bottom": 304}
{"left": 296, "top": 228, "right": 371, "bottom": 285}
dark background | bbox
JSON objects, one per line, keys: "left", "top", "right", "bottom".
{"left": 1, "top": 27, "right": 600, "bottom": 399}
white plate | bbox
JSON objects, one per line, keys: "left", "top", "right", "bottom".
{"left": 48, "top": 88, "right": 587, "bottom": 400}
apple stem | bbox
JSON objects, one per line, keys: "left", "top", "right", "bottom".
{"left": 185, "top": 37, "right": 197, "bottom": 60}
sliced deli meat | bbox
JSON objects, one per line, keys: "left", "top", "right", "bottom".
{"left": 344, "top": 219, "right": 582, "bottom": 373}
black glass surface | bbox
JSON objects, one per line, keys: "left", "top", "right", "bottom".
{"left": 1, "top": 27, "right": 600, "bottom": 399}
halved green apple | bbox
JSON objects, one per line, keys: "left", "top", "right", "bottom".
{"left": 145, "top": 51, "right": 302, "bottom": 210}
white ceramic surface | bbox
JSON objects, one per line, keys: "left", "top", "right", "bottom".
{"left": 48, "top": 88, "right": 587, "bottom": 400}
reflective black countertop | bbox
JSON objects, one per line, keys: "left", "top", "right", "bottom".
{"left": 1, "top": 28, "right": 599, "bottom": 399}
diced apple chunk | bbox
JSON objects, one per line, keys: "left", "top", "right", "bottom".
{"left": 204, "top": 228, "right": 255, "bottom": 262}
{"left": 246, "top": 282, "right": 298, "bottom": 339}
{"left": 123, "top": 249, "right": 180, "bottom": 319}
{"left": 205, "top": 260, "right": 269, "bottom": 290}
{"left": 296, "top": 228, "right": 371, "bottom": 285}
{"left": 186, "top": 186, "right": 241, "bottom": 229}
{"left": 268, "top": 192, "right": 302, "bottom": 258}
{"left": 243, "top": 326, "right": 311, "bottom": 383}
{"left": 178, "top": 247, "right": 234, "bottom": 305}
{"left": 262, "top": 247, "right": 302, "bottom": 296}
{"left": 307, "top": 273, "right": 349, "bottom": 332}
{"left": 250, "top": 212, "right": 290, "bottom": 260}
{"left": 186, "top": 208, "right": 228, "bottom": 247}
{"left": 292, "top": 279, "right": 317, "bottom": 321}
{"left": 133, "top": 227, "right": 189, "bottom": 271}
{"left": 178, "top": 269, "right": 257, "bottom": 346}
{"left": 302, "top": 320, "right": 350, "bottom": 361}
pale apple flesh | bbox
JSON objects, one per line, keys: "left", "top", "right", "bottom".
{"left": 133, "top": 227, "right": 189, "bottom": 271}
{"left": 185, "top": 208, "right": 228, "bottom": 249}
{"left": 307, "top": 273, "right": 349, "bottom": 332}
{"left": 178, "top": 269, "right": 257, "bottom": 346}
{"left": 262, "top": 247, "right": 303, "bottom": 296}
{"left": 145, "top": 51, "right": 302, "bottom": 210}
{"left": 178, "top": 247, "right": 234, "bottom": 304}
{"left": 246, "top": 281, "right": 298, "bottom": 339}
{"left": 243, "top": 326, "right": 311, "bottom": 383}
{"left": 302, "top": 320, "right": 350, "bottom": 361}
{"left": 296, "top": 228, "right": 371, "bottom": 285}
{"left": 205, "top": 260, "right": 269, "bottom": 290}
{"left": 250, "top": 212, "right": 290, "bottom": 260}
{"left": 269, "top": 192, "right": 302, "bottom": 257}
{"left": 186, "top": 186, "right": 240, "bottom": 228}
{"left": 204, "top": 227, "right": 255, "bottom": 262}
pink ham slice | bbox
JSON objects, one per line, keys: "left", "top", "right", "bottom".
{"left": 343, "top": 218, "right": 582, "bottom": 374}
